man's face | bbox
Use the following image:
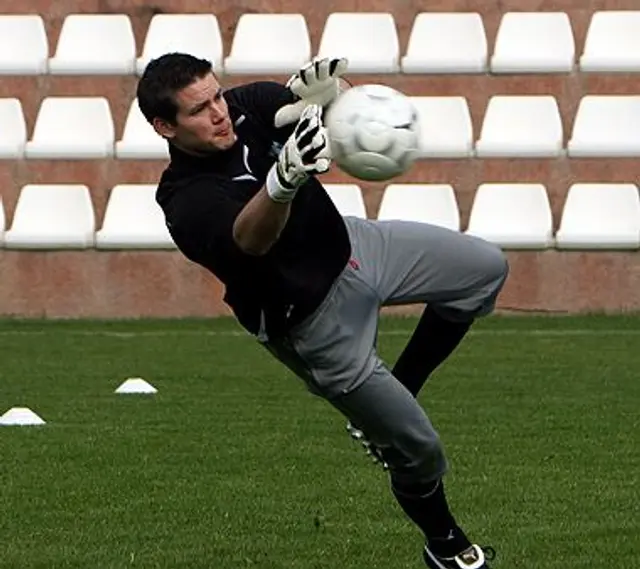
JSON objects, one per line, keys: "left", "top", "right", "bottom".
{"left": 156, "top": 72, "right": 237, "bottom": 153}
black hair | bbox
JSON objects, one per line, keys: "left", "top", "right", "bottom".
{"left": 136, "top": 52, "right": 213, "bottom": 125}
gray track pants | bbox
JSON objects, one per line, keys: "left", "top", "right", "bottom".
{"left": 263, "top": 216, "right": 508, "bottom": 486}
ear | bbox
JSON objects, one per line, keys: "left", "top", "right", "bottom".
{"left": 153, "top": 117, "right": 176, "bottom": 140}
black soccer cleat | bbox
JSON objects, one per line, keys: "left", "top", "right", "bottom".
{"left": 423, "top": 543, "right": 495, "bottom": 569}
{"left": 345, "top": 421, "right": 388, "bottom": 470}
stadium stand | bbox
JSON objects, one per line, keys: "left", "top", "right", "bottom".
{"left": 410, "top": 96, "right": 474, "bottom": 158}
{"left": 0, "top": 14, "right": 48, "bottom": 75}
{"left": 401, "top": 13, "right": 488, "bottom": 74}
{"left": 474, "top": 95, "right": 564, "bottom": 157}
{"left": 48, "top": 14, "right": 137, "bottom": 75}
{"left": 95, "top": 184, "right": 176, "bottom": 249}
{"left": 323, "top": 184, "right": 368, "bottom": 219}
{"left": 4, "top": 184, "right": 95, "bottom": 249}
{"left": 555, "top": 183, "right": 640, "bottom": 249}
{"left": 25, "top": 97, "right": 115, "bottom": 159}
{"left": 0, "top": 98, "right": 27, "bottom": 158}
{"left": 466, "top": 183, "right": 554, "bottom": 249}
{"left": 377, "top": 184, "right": 461, "bottom": 231}
{"left": 489, "top": 12, "right": 576, "bottom": 74}
{"left": 224, "top": 13, "right": 312, "bottom": 74}
{"left": 1, "top": 0, "right": 640, "bottom": 317}
{"left": 136, "top": 14, "right": 224, "bottom": 75}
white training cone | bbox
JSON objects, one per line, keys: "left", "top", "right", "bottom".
{"left": 0, "top": 407, "right": 46, "bottom": 426}
{"left": 115, "top": 378, "right": 158, "bottom": 394}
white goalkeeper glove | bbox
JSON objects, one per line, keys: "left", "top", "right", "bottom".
{"left": 274, "top": 56, "right": 349, "bottom": 128}
{"left": 266, "top": 104, "right": 331, "bottom": 203}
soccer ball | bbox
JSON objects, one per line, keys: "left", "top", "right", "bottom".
{"left": 325, "top": 84, "right": 420, "bottom": 182}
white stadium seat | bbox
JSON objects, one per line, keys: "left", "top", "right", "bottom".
{"left": 555, "top": 183, "right": 640, "bottom": 250}
{"left": 475, "top": 95, "right": 563, "bottom": 157}
{"left": 568, "top": 96, "right": 640, "bottom": 157}
{"left": 466, "top": 183, "right": 553, "bottom": 249}
{"left": 323, "top": 184, "right": 367, "bottom": 218}
{"left": 377, "top": 184, "right": 460, "bottom": 231}
{"left": 0, "top": 99, "right": 27, "bottom": 159}
{"left": 580, "top": 11, "right": 640, "bottom": 72}
{"left": 318, "top": 13, "right": 399, "bottom": 73}
{"left": 116, "top": 99, "right": 169, "bottom": 160}
{"left": 224, "top": 14, "right": 311, "bottom": 74}
{"left": 402, "top": 13, "right": 487, "bottom": 73}
{"left": 0, "top": 196, "right": 5, "bottom": 244}
{"left": 4, "top": 184, "right": 95, "bottom": 249}
{"left": 137, "top": 14, "right": 223, "bottom": 75}
{"left": 410, "top": 96, "right": 473, "bottom": 158}
{"left": 0, "top": 15, "right": 48, "bottom": 75}
{"left": 96, "top": 185, "right": 176, "bottom": 249}
{"left": 25, "top": 97, "right": 114, "bottom": 159}
{"left": 491, "top": 12, "right": 575, "bottom": 73}
{"left": 48, "top": 14, "right": 136, "bottom": 74}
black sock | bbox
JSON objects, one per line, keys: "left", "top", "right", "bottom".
{"left": 392, "top": 478, "right": 471, "bottom": 557}
{"left": 392, "top": 306, "right": 473, "bottom": 397}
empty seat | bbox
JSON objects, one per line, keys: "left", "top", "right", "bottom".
{"left": 0, "top": 196, "right": 5, "bottom": 243}
{"left": 137, "top": 14, "right": 223, "bottom": 75}
{"left": 323, "top": 184, "right": 367, "bottom": 218}
{"left": 475, "top": 96, "right": 563, "bottom": 157}
{"left": 4, "top": 185, "right": 95, "bottom": 249}
{"left": 568, "top": 96, "right": 640, "bottom": 157}
{"left": 25, "top": 97, "right": 114, "bottom": 159}
{"left": 555, "top": 183, "right": 640, "bottom": 249}
{"left": 48, "top": 14, "right": 136, "bottom": 74}
{"left": 0, "top": 99, "right": 27, "bottom": 159}
{"left": 96, "top": 185, "right": 175, "bottom": 249}
{"left": 0, "top": 15, "right": 48, "bottom": 74}
{"left": 224, "top": 14, "right": 311, "bottom": 74}
{"left": 580, "top": 11, "right": 640, "bottom": 72}
{"left": 410, "top": 97, "right": 473, "bottom": 158}
{"left": 466, "top": 183, "right": 553, "bottom": 249}
{"left": 116, "top": 99, "right": 169, "bottom": 160}
{"left": 318, "top": 13, "right": 399, "bottom": 73}
{"left": 491, "top": 12, "right": 575, "bottom": 73}
{"left": 401, "top": 13, "right": 488, "bottom": 73}
{"left": 377, "top": 184, "right": 460, "bottom": 231}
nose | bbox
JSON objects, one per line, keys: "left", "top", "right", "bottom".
{"left": 209, "top": 101, "right": 226, "bottom": 124}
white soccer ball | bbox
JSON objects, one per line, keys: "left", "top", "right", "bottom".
{"left": 325, "top": 84, "right": 420, "bottom": 182}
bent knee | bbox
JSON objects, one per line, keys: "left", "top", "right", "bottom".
{"left": 480, "top": 241, "right": 509, "bottom": 293}
{"left": 384, "top": 432, "right": 448, "bottom": 485}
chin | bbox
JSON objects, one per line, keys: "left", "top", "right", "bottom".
{"left": 215, "top": 133, "right": 237, "bottom": 150}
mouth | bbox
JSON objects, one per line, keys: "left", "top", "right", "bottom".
{"left": 215, "top": 122, "right": 231, "bottom": 137}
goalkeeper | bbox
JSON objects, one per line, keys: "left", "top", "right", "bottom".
{"left": 137, "top": 52, "right": 508, "bottom": 569}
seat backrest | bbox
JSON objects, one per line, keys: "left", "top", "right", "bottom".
{"left": 0, "top": 15, "right": 48, "bottom": 74}
{"left": 318, "top": 12, "right": 399, "bottom": 72}
{"left": 476, "top": 95, "right": 563, "bottom": 157}
{"left": 137, "top": 14, "right": 223, "bottom": 74}
{"left": 225, "top": 14, "right": 311, "bottom": 73}
{"left": 49, "top": 14, "right": 136, "bottom": 73}
{"left": 377, "top": 184, "right": 460, "bottom": 230}
{"left": 402, "top": 12, "right": 487, "bottom": 73}
{"left": 491, "top": 12, "right": 575, "bottom": 72}
{"left": 580, "top": 11, "right": 640, "bottom": 71}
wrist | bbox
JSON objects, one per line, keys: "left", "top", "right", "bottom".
{"left": 266, "top": 163, "right": 298, "bottom": 203}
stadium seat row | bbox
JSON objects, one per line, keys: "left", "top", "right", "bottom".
{"left": 1, "top": 11, "right": 639, "bottom": 76}
{"left": 3, "top": 94, "right": 640, "bottom": 160}
{"left": 1, "top": 182, "right": 639, "bottom": 250}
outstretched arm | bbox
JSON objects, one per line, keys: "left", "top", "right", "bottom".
{"left": 232, "top": 105, "right": 331, "bottom": 255}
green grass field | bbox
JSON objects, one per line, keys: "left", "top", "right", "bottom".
{"left": 1, "top": 315, "right": 638, "bottom": 568}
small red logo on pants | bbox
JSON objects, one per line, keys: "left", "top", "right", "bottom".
{"left": 348, "top": 258, "right": 360, "bottom": 270}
